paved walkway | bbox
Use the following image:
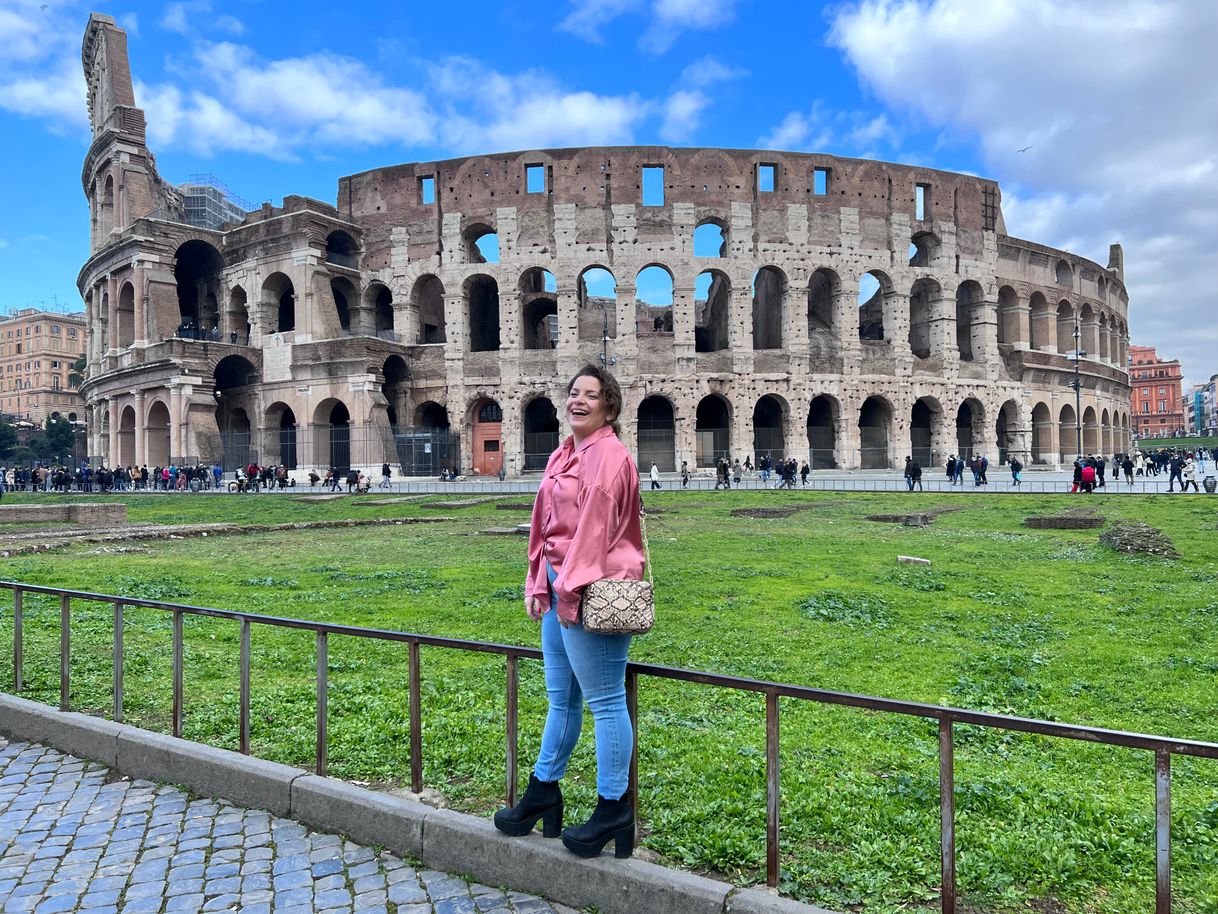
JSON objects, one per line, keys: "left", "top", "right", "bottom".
{"left": 0, "top": 737, "right": 575, "bottom": 914}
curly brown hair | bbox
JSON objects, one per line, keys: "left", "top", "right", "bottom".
{"left": 566, "top": 364, "right": 623, "bottom": 436}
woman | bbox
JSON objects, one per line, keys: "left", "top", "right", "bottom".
{"left": 494, "top": 365, "right": 645, "bottom": 860}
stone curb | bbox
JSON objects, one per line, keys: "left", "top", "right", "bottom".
{"left": 0, "top": 693, "right": 840, "bottom": 914}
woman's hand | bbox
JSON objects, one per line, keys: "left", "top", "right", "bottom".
{"left": 526, "top": 595, "right": 549, "bottom": 620}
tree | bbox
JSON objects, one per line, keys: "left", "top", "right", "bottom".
{"left": 68, "top": 355, "right": 86, "bottom": 390}
{"left": 37, "top": 415, "right": 78, "bottom": 462}
{"left": 0, "top": 415, "right": 16, "bottom": 460}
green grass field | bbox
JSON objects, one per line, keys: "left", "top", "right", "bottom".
{"left": 1, "top": 490, "right": 1216, "bottom": 914}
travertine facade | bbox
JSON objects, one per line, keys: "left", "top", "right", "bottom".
{"left": 78, "top": 14, "right": 1131, "bottom": 474}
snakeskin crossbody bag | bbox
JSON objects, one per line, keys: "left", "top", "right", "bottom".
{"left": 580, "top": 508, "right": 654, "bottom": 635}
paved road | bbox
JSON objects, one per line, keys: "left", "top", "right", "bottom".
{"left": 0, "top": 737, "right": 576, "bottom": 914}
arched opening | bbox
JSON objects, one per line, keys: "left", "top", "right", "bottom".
{"left": 955, "top": 280, "right": 984, "bottom": 362}
{"left": 99, "top": 174, "right": 115, "bottom": 239}
{"left": 909, "top": 278, "right": 940, "bottom": 360}
{"left": 858, "top": 396, "right": 892, "bottom": 469}
{"left": 1056, "top": 301, "right": 1075, "bottom": 355}
{"left": 695, "top": 395, "right": 731, "bottom": 468}
{"left": 520, "top": 268, "right": 558, "bottom": 350}
{"left": 858, "top": 271, "right": 891, "bottom": 341}
{"left": 911, "top": 397, "right": 942, "bottom": 467}
{"left": 369, "top": 284, "right": 394, "bottom": 337}
{"left": 398, "top": 402, "right": 455, "bottom": 476}
{"left": 174, "top": 240, "right": 224, "bottom": 335}
{"left": 1079, "top": 303, "right": 1098, "bottom": 358}
{"left": 1059, "top": 404, "right": 1078, "bottom": 463}
{"left": 1101, "top": 407, "right": 1113, "bottom": 455}
{"left": 909, "top": 231, "right": 939, "bottom": 267}
{"left": 578, "top": 267, "right": 617, "bottom": 345}
{"left": 636, "top": 265, "right": 674, "bottom": 333}
{"left": 265, "top": 402, "right": 297, "bottom": 470}
{"left": 807, "top": 268, "right": 838, "bottom": 335}
{"left": 466, "top": 275, "right": 501, "bottom": 352}
{"left": 1031, "top": 402, "right": 1052, "bottom": 464}
{"left": 263, "top": 272, "right": 295, "bottom": 334}
{"left": 381, "top": 355, "right": 409, "bottom": 428}
{"left": 693, "top": 221, "right": 727, "bottom": 258}
{"left": 1098, "top": 313, "right": 1110, "bottom": 363}
{"left": 694, "top": 270, "right": 730, "bottom": 352}
{"left": 331, "top": 277, "right": 356, "bottom": 334}
{"left": 313, "top": 400, "right": 351, "bottom": 472}
{"left": 226, "top": 286, "right": 250, "bottom": 344}
{"left": 1056, "top": 259, "right": 1073, "bottom": 287}
{"left": 996, "top": 400, "right": 1021, "bottom": 465}
{"left": 215, "top": 355, "right": 257, "bottom": 470}
{"left": 637, "top": 396, "right": 675, "bottom": 472}
{"left": 997, "top": 286, "right": 1018, "bottom": 345}
{"left": 465, "top": 225, "right": 499, "bottom": 263}
{"left": 956, "top": 398, "right": 985, "bottom": 461}
{"left": 807, "top": 395, "right": 838, "bottom": 469}
{"left": 523, "top": 398, "right": 561, "bottom": 470}
{"left": 753, "top": 395, "right": 786, "bottom": 463}
{"left": 471, "top": 398, "right": 503, "bottom": 476}
{"left": 146, "top": 401, "right": 171, "bottom": 466}
{"left": 412, "top": 275, "right": 446, "bottom": 344}
{"left": 752, "top": 267, "right": 785, "bottom": 350}
{"left": 117, "top": 282, "right": 135, "bottom": 348}
{"left": 1029, "top": 292, "right": 1053, "bottom": 351}
{"left": 325, "top": 231, "right": 359, "bottom": 269}
{"left": 118, "top": 404, "right": 136, "bottom": 468}
{"left": 1083, "top": 405, "right": 1098, "bottom": 454}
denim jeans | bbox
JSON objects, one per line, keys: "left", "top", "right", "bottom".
{"left": 533, "top": 563, "right": 633, "bottom": 798}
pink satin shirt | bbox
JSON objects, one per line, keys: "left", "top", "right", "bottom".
{"left": 526, "top": 424, "right": 645, "bottom": 623}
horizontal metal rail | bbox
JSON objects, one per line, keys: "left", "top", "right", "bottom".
{"left": 2, "top": 579, "right": 1212, "bottom": 914}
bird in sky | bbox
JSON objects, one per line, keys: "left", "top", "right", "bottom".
{"left": 1016, "top": 145, "right": 1034, "bottom": 153}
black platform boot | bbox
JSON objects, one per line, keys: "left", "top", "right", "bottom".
{"left": 561, "top": 794, "right": 634, "bottom": 858}
{"left": 493, "top": 774, "right": 563, "bottom": 838}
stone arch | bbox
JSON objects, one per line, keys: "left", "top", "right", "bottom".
{"left": 911, "top": 396, "right": 945, "bottom": 467}
{"left": 381, "top": 355, "right": 409, "bottom": 427}
{"left": 807, "top": 394, "right": 839, "bottom": 469}
{"left": 695, "top": 394, "right": 732, "bottom": 467}
{"left": 637, "top": 395, "right": 676, "bottom": 472}
{"left": 753, "top": 394, "right": 788, "bottom": 462}
{"left": 996, "top": 399, "right": 1025, "bottom": 464}
{"left": 909, "top": 277, "right": 941, "bottom": 360}
{"left": 858, "top": 270, "right": 893, "bottom": 341}
{"left": 1031, "top": 402, "right": 1052, "bottom": 464}
{"left": 1059, "top": 403, "right": 1078, "bottom": 462}
{"left": 174, "top": 240, "right": 224, "bottom": 332}
{"left": 956, "top": 397, "right": 986, "bottom": 460}
{"left": 118, "top": 404, "right": 136, "bottom": 468}
{"left": 99, "top": 173, "right": 115, "bottom": 239}
{"left": 330, "top": 276, "right": 357, "bottom": 334}
{"left": 366, "top": 282, "right": 394, "bottom": 337}
{"left": 637, "top": 264, "right": 674, "bottom": 333}
{"left": 1056, "top": 300, "right": 1075, "bottom": 355}
{"left": 227, "top": 286, "right": 250, "bottom": 343}
{"left": 859, "top": 395, "right": 893, "bottom": 469}
{"left": 752, "top": 266, "right": 785, "bottom": 350}
{"left": 1098, "top": 312, "right": 1110, "bottom": 363}
{"left": 465, "top": 273, "right": 501, "bottom": 352}
{"left": 415, "top": 401, "right": 450, "bottom": 428}
{"left": 522, "top": 396, "right": 561, "bottom": 470}
{"left": 909, "top": 231, "right": 940, "bottom": 267}
{"left": 146, "top": 400, "right": 171, "bottom": 466}
{"left": 116, "top": 281, "right": 135, "bottom": 348}
{"left": 1056, "top": 259, "right": 1073, "bottom": 287}
{"left": 262, "top": 272, "right": 295, "bottom": 334}
{"left": 955, "top": 280, "right": 985, "bottom": 362}
{"left": 576, "top": 266, "right": 617, "bottom": 345}
{"left": 1101, "top": 407, "right": 1113, "bottom": 455}
{"left": 520, "top": 268, "right": 558, "bottom": 350}
{"left": 1078, "top": 303, "right": 1098, "bottom": 358}
{"left": 412, "top": 275, "right": 446, "bottom": 344}
{"left": 1029, "top": 291, "right": 1053, "bottom": 351}
{"left": 997, "top": 285, "right": 1019, "bottom": 345}
{"left": 470, "top": 397, "right": 504, "bottom": 476}
{"left": 265, "top": 401, "right": 298, "bottom": 469}
{"left": 325, "top": 230, "right": 359, "bottom": 268}
{"left": 808, "top": 268, "right": 842, "bottom": 369}
{"left": 465, "top": 223, "right": 499, "bottom": 263}
{"left": 693, "top": 219, "right": 728, "bottom": 258}
{"left": 1083, "top": 405, "right": 1099, "bottom": 454}
{"left": 694, "top": 269, "right": 731, "bottom": 353}
{"left": 215, "top": 355, "right": 258, "bottom": 468}
{"left": 313, "top": 398, "right": 351, "bottom": 472}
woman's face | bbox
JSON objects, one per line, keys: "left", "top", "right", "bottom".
{"left": 566, "top": 375, "right": 610, "bottom": 439}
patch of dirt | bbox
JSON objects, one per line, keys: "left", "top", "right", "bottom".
{"left": 495, "top": 503, "right": 534, "bottom": 511}
{"left": 731, "top": 507, "right": 799, "bottom": 519}
{"left": 1099, "top": 521, "right": 1180, "bottom": 559}
{"left": 1025, "top": 510, "right": 1106, "bottom": 529}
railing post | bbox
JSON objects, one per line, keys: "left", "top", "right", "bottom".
{"left": 112, "top": 602, "right": 124, "bottom": 722}
{"left": 316, "top": 631, "right": 328, "bottom": 776}
{"left": 60, "top": 594, "right": 71, "bottom": 711}
{"left": 239, "top": 619, "right": 251, "bottom": 755}
{"left": 13, "top": 589, "right": 23, "bottom": 693}
{"left": 940, "top": 718, "right": 957, "bottom": 914}
{"left": 765, "top": 689, "right": 780, "bottom": 888}
{"left": 1156, "top": 749, "right": 1171, "bottom": 914}
{"left": 408, "top": 640, "right": 423, "bottom": 793}
{"left": 627, "top": 668, "right": 639, "bottom": 847}
{"left": 172, "top": 610, "right": 183, "bottom": 737}
{"left": 505, "top": 653, "right": 518, "bottom": 807}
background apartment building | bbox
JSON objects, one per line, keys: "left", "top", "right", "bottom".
{"left": 0, "top": 308, "right": 87, "bottom": 425}
{"left": 1186, "top": 376, "right": 1217, "bottom": 436}
{"left": 1129, "top": 344, "right": 1185, "bottom": 439}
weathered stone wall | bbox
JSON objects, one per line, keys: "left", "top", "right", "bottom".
{"left": 0, "top": 504, "right": 128, "bottom": 525}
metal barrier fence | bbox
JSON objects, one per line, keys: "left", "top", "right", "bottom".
{"left": 1, "top": 580, "right": 1213, "bottom": 914}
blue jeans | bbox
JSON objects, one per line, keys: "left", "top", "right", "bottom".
{"left": 534, "top": 563, "right": 633, "bottom": 798}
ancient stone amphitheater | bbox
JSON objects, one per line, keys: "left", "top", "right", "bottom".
{"left": 78, "top": 14, "right": 1131, "bottom": 476}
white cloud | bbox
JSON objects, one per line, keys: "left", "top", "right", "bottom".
{"left": 160, "top": 2, "right": 243, "bottom": 37}
{"left": 0, "top": 54, "right": 88, "bottom": 130}
{"left": 117, "top": 13, "right": 140, "bottom": 37}
{"left": 679, "top": 55, "right": 744, "bottom": 88}
{"left": 558, "top": 0, "right": 641, "bottom": 42}
{"left": 160, "top": 2, "right": 190, "bottom": 34}
{"left": 757, "top": 103, "right": 894, "bottom": 159}
{"left": 558, "top": 0, "right": 740, "bottom": 52}
{"left": 830, "top": 0, "right": 1218, "bottom": 384}
{"left": 659, "top": 90, "right": 706, "bottom": 142}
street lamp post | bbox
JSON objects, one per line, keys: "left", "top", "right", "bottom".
{"left": 1069, "top": 319, "right": 1085, "bottom": 457}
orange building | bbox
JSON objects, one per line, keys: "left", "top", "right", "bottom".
{"left": 0, "top": 308, "right": 88, "bottom": 426}
{"left": 1128, "top": 344, "right": 1184, "bottom": 439}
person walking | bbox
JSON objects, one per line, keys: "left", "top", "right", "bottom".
{"left": 800, "top": 460, "right": 810, "bottom": 486}
{"left": 1009, "top": 455, "right": 1022, "bottom": 487}
{"left": 680, "top": 460, "right": 689, "bottom": 489}
{"left": 649, "top": 462, "right": 661, "bottom": 490}
{"left": 904, "top": 457, "right": 916, "bottom": 492}
{"left": 495, "top": 365, "right": 644, "bottom": 860}
{"left": 1181, "top": 457, "right": 1199, "bottom": 492}
{"left": 381, "top": 461, "right": 392, "bottom": 488}
{"left": 1168, "top": 452, "right": 1184, "bottom": 492}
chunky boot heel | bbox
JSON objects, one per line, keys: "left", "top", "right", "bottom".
{"left": 494, "top": 774, "right": 563, "bottom": 838}
{"left": 561, "top": 794, "right": 635, "bottom": 859}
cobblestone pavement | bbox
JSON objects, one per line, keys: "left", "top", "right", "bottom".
{"left": 0, "top": 738, "right": 578, "bottom": 914}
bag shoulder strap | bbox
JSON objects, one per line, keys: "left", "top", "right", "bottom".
{"left": 640, "top": 504, "right": 654, "bottom": 586}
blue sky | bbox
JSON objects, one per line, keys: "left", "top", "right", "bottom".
{"left": 1, "top": 0, "right": 1215, "bottom": 385}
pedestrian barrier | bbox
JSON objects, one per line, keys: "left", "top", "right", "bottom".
{"left": 2, "top": 581, "right": 1214, "bottom": 914}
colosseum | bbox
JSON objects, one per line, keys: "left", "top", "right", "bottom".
{"left": 78, "top": 14, "right": 1131, "bottom": 478}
